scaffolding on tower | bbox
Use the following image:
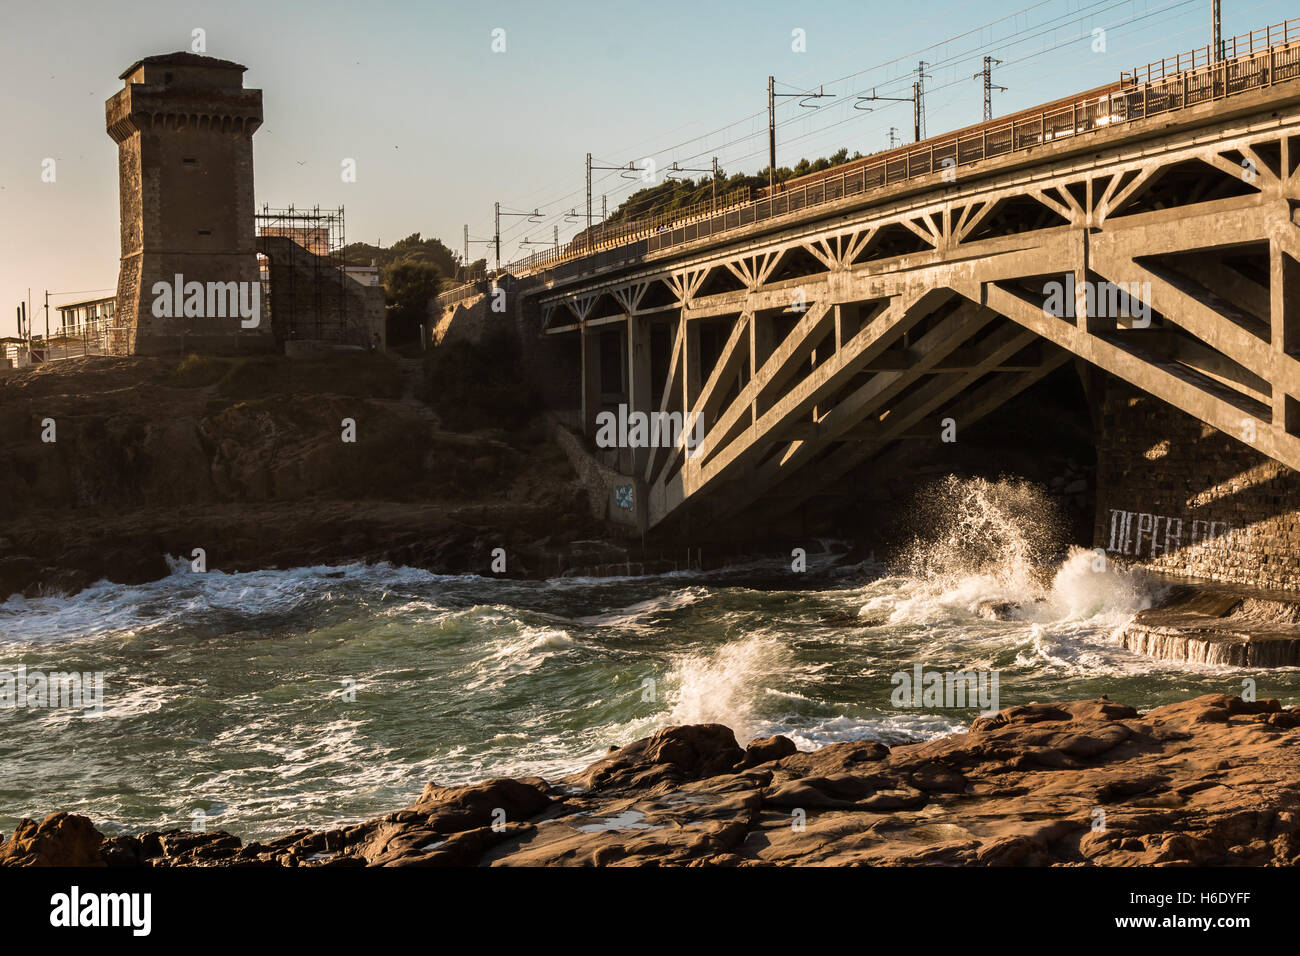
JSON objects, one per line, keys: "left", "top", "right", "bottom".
{"left": 255, "top": 205, "right": 358, "bottom": 345}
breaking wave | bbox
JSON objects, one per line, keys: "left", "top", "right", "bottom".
{"left": 877, "top": 476, "right": 1155, "bottom": 626}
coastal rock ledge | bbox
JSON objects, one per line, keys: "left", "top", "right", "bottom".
{"left": 4, "top": 694, "right": 1300, "bottom": 867}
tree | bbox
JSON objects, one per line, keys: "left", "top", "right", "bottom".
{"left": 341, "top": 233, "right": 461, "bottom": 279}
{"left": 383, "top": 260, "right": 441, "bottom": 346}
{"left": 601, "top": 149, "right": 866, "bottom": 226}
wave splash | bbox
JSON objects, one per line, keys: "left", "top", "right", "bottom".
{"left": 665, "top": 636, "right": 790, "bottom": 744}
{"left": 876, "top": 476, "right": 1154, "bottom": 626}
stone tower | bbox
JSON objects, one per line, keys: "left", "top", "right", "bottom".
{"left": 106, "top": 52, "right": 265, "bottom": 354}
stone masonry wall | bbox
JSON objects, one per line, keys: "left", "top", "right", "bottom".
{"left": 107, "top": 55, "right": 266, "bottom": 355}
{"left": 1094, "top": 378, "right": 1300, "bottom": 594}
{"left": 430, "top": 277, "right": 579, "bottom": 413}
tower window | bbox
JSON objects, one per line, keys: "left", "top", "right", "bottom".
{"left": 182, "top": 158, "right": 198, "bottom": 166}
{"left": 197, "top": 229, "right": 212, "bottom": 237}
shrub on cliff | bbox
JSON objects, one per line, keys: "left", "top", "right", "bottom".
{"left": 170, "top": 354, "right": 230, "bottom": 387}
{"left": 424, "top": 330, "right": 540, "bottom": 432}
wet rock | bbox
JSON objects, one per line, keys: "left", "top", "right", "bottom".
{"left": 0, "top": 813, "right": 105, "bottom": 867}
{"left": 1121, "top": 587, "right": 1300, "bottom": 667}
{"left": 411, "top": 777, "right": 553, "bottom": 833}
{"left": 975, "top": 597, "right": 1049, "bottom": 621}
{"left": 567, "top": 724, "right": 744, "bottom": 792}
{"left": 743, "top": 735, "right": 798, "bottom": 767}
{"left": 976, "top": 600, "right": 1019, "bottom": 621}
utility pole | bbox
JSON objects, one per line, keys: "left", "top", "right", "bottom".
{"left": 916, "top": 61, "right": 931, "bottom": 140}
{"left": 888, "top": 127, "right": 899, "bottom": 149}
{"left": 768, "top": 75, "right": 776, "bottom": 192}
{"left": 1211, "top": 0, "right": 1223, "bottom": 62}
{"left": 768, "top": 79, "right": 835, "bottom": 191}
{"left": 44, "top": 290, "right": 49, "bottom": 343}
{"left": 973, "top": 56, "right": 1006, "bottom": 122}
{"left": 465, "top": 230, "right": 495, "bottom": 276}
{"left": 494, "top": 206, "right": 543, "bottom": 271}
{"left": 856, "top": 86, "right": 920, "bottom": 143}
{"left": 462, "top": 224, "right": 469, "bottom": 273}
{"left": 585, "top": 156, "right": 638, "bottom": 249}
{"left": 664, "top": 158, "right": 720, "bottom": 207}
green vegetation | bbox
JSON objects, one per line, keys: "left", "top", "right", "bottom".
{"left": 170, "top": 353, "right": 230, "bottom": 388}
{"left": 603, "top": 148, "right": 863, "bottom": 226}
{"left": 340, "top": 232, "right": 486, "bottom": 282}
{"left": 384, "top": 259, "right": 442, "bottom": 346}
{"left": 423, "top": 329, "right": 541, "bottom": 432}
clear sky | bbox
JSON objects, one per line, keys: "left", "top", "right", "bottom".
{"left": 0, "top": 0, "right": 1287, "bottom": 336}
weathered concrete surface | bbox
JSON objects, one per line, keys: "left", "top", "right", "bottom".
{"left": 547, "top": 413, "right": 643, "bottom": 533}
{"left": 1121, "top": 585, "right": 1300, "bottom": 666}
{"left": 7, "top": 695, "right": 1299, "bottom": 867}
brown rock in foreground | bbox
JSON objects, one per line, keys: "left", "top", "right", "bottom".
{"left": 5, "top": 694, "right": 1299, "bottom": 867}
{"left": 0, "top": 813, "right": 105, "bottom": 867}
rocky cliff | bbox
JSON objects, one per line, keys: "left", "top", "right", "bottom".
{"left": 0, "top": 353, "right": 616, "bottom": 597}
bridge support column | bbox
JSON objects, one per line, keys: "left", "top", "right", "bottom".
{"left": 682, "top": 318, "right": 701, "bottom": 408}
{"left": 580, "top": 321, "right": 601, "bottom": 436}
{"left": 628, "top": 313, "right": 652, "bottom": 474}
{"left": 749, "top": 310, "right": 774, "bottom": 423}
{"left": 1074, "top": 228, "right": 1112, "bottom": 335}
{"left": 1272, "top": 243, "right": 1300, "bottom": 436}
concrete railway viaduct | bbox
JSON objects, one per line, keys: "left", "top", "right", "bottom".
{"left": 437, "top": 22, "right": 1300, "bottom": 593}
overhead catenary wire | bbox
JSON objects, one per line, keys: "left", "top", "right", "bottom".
{"left": 483, "top": 0, "right": 1245, "bottom": 262}
{"left": 484, "top": 7, "right": 1104, "bottom": 252}
{"left": 478, "top": 0, "right": 1112, "bottom": 244}
{"left": 683, "top": 0, "right": 1205, "bottom": 178}
{"left": 493, "top": 0, "right": 1158, "bottom": 248}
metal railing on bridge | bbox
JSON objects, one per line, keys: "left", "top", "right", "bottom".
{"left": 1122, "top": 17, "right": 1299, "bottom": 84}
{"left": 508, "top": 187, "right": 751, "bottom": 270}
